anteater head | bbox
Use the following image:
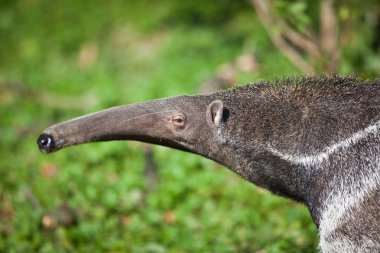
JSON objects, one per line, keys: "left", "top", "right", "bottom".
{"left": 37, "top": 95, "right": 228, "bottom": 161}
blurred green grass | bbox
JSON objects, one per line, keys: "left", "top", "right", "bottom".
{"left": 4, "top": 0, "right": 379, "bottom": 252}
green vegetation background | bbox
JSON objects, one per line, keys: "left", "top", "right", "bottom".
{"left": 1, "top": 1, "right": 379, "bottom": 252}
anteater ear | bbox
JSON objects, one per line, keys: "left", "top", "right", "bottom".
{"left": 207, "top": 100, "right": 224, "bottom": 127}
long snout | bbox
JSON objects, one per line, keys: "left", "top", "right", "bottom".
{"left": 37, "top": 100, "right": 174, "bottom": 153}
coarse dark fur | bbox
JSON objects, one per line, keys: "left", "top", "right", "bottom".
{"left": 38, "top": 76, "right": 380, "bottom": 253}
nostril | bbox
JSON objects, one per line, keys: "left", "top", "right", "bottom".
{"left": 39, "top": 136, "right": 50, "bottom": 146}
{"left": 37, "top": 134, "right": 55, "bottom": 153}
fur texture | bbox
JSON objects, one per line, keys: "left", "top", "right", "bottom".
{"left": 212, "top": 76, "right": 380, "bottom": 252}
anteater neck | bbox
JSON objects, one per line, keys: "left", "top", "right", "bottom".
{"left": 209, "top": 77, "right": 380, "bottom": 251}
{"left": 210, "top": 77, "right": 380, "bottom": 223}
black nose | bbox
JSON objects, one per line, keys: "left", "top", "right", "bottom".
{"left": 37, "top": 134, "right": 55, "bottom": 153}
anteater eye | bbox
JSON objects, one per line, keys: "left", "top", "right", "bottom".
{"left": 172, "top": 115, "right": 185, "bottom": 128}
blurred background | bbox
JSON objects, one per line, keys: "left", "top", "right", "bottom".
{"left": 1, "top": 0, "right": 380, "bottom": 252}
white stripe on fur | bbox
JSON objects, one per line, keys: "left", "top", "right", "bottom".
{"left": 319, "top": 167, "right": 380, "bottom": 252}
{"left": 266, "top": 120, "right": 380, "bottom": 252}
{"left": 267, "top": 120, "right": 380, "bottom": 167}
